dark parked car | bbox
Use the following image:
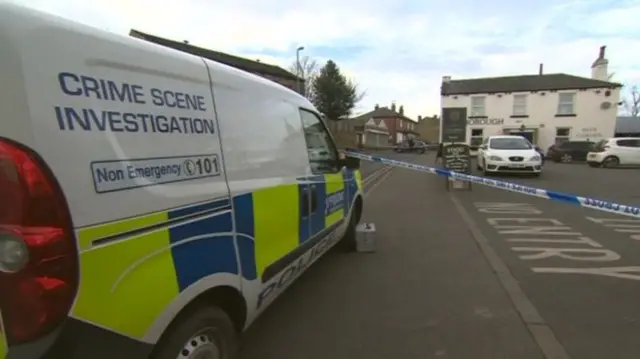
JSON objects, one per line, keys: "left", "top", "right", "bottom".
{"left": 533, "top": 145, "right": 545, "bottom": 164}
{"left": 546, "top": 141, "right": 595, "bottom": 163}
{"left": 394, "top": 140, "right": 429, "bottom": 153}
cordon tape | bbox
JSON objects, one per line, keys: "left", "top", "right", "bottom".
{"left": 345, "top": 150, "right": 640, "bottom": 219}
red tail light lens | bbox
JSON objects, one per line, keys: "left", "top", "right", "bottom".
{"left": 0, "top": 138, "right": 78, "bottom": 345}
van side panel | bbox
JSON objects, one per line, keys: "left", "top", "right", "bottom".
{"left": 203, "top": 59, "right": 315, "bottom": 324}
{"left": 1, "top": 3, "right": 240, "bottom": 348}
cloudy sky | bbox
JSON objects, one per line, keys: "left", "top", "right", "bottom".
{"left": 18, "top": 0, "right": 640, "bottom": 119}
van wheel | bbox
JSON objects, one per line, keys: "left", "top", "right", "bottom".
{"left": 336, "top": 207, "right": 359, "bottom": 252}
{"left": 152, "top": 306, "right": 238, "bottom": 359}
{"left": 560, "top": 154, "right": 572, "bottom": 163}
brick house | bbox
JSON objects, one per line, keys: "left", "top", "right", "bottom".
{"left": 371, "top": 103, "right": 419, "bottom": 144}
{"left": 129, "top": 29, "right": 303, "bottom": 94}
{"left": 415, "top": 115, "right": 440, "bottom": 142}
{"left": 328, "top": 103, "right": 418, "bottom": 147}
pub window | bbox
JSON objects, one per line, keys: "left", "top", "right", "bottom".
{"left": 513, "top": 94, "right": 527, "bottom": 115}
{"left": 470, "top": 128, "right": 484, "bottom": 147}
{"left": 557, "top": 93, "right": 576, "bottom": 115}
{"left": 555, "top": 127, "right": 571, "bottom": 144}
{"left": 471, "top": 96, "right": 486, "bottom": 117}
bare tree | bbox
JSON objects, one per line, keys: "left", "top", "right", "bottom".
{"left": 289, "top": 56, "right": 365, "bottom": 105}
{"left": 288, "top": 56, "right": 320, "bottom": 99}
{"left": 347, "top": 79, "right": 366, "bottom": 104}
{"left": 623, "top": 85, "right": 640, "bottom": 117}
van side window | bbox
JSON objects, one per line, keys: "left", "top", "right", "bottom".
{"left": 298, "top": 109, "right": 339, "bottom": 174}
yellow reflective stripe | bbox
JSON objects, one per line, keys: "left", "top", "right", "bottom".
{"left": 252, "top": 185, "right": 299, "bottom": 277}
{"left": 324, "top": 173, "right": 345, "bottom": 227}
{"left": 354, "top": 169, "right": 363, "bottom": 191}
{"left": 72, "top": 213, "right": 179, "bottom": 339}
{"left": 77, "top": 212, "right": 167, "bottom": 250}
{"left": 0, "top": 312, "right": 7, "bottom": 359}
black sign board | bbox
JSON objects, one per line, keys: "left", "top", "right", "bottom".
{"left": 443, "top": 143, "right": 470, "bottom": 174}
{"left": 441, "top": 107, "right": 467, "bottom": 142}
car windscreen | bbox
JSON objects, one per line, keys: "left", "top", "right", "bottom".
{"left": 489, "top": 138, "right": 532, "bottom": 150}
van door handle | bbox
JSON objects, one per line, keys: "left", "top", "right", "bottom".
{"left": 300, "top": 186, "right": 310, "bottom": 217}
{"left": 309, "top": 187, "right": 318, "bottom": 214}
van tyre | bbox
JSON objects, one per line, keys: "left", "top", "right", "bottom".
{"left": 153, "top": 306, "right": 238, "bottom": 359}
{"left": 336, "top": 208, "right": 358, "bottom": 252}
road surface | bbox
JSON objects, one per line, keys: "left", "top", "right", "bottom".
{"left": 240, "top": 152, "right": 640, "bottom": 359}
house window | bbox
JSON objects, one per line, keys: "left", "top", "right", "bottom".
{"left": 471, "top": 96, "right": 486, "bottom": 116}
{"left": 555, "top": 128, "right": 571, "bottom": 144}
{"left": 470, "top": 128, "right": 484, "bottom": 147}
{"left": 513, "top": 94, "right": 527, "bottom": 115}
{"left": 557, "top": 93, "right": 576, "bottom": 115}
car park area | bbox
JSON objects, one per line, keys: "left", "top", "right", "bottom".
{"left": 240, "top": 152, "right": 640, "bottom": 359}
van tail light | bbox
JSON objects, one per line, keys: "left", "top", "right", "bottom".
{"left": 0, "top": 138, "right": 78, "bottom": 345}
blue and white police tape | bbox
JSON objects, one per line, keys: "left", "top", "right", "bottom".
{"left": 345, "top": 150, "right": 640, "bottom": 219}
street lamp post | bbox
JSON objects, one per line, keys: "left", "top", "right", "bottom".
{"left": 296, "top": 46, "right": 305, "bottom": 95}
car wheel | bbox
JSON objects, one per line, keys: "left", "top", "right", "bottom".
{"left": 152, "top": 306, "right": 238, "bottom": 359}
{"left": 603, "top": 156, "right": 619, "bottom": 168}
{"left": 560, "top": 154, "right": 572, "bottom": 163}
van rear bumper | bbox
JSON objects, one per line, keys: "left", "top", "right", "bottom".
{"left": 8, "top": 318, "right": 153, "bottom": 359}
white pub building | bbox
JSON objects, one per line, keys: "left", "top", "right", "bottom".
{"left": 440, "top": 46, "right": 622, "bottom": 152}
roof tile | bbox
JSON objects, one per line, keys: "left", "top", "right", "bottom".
{"left": 442, "top": 73, "right": 621, "bottom": 96}
{"left": 130, "top": 29, "right": 300, "bottom": 81}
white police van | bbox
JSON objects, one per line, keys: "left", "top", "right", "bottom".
{"left": 0, "top": 3, "right": 364, "bottom": 359}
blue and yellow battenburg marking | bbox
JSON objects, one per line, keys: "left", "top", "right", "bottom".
{"left": 0, "top": 312, "right": 8, "bottom": 359}
{"left": 70, "top": 168, "right": 362, "bottom": 339}
{"left": 72, "top": 197, "right": 239, "bottom": 339}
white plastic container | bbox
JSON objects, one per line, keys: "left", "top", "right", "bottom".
{"left": 356, "top": 222, "right": 377, "bottom": 253}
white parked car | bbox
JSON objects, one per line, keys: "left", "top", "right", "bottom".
{"left": 586, "top": 137, "right": 640, "bottom": 168}
{"left": 476, "top": 135, "right": 543, "bottom": 176}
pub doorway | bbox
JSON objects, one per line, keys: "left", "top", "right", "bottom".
{"left": 510, "top": 131, "right": 533, "bottom": 143}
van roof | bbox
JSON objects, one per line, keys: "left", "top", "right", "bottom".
{"left": 1, "top": 3, "right": 312, "bottom": 110}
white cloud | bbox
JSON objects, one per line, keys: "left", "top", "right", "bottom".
{"left": 17, "top": 0, "right": 640, "bottom": 119}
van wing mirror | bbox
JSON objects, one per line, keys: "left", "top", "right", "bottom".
{"left": 340, "top": 156, "right": 360, "bottom": 169}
